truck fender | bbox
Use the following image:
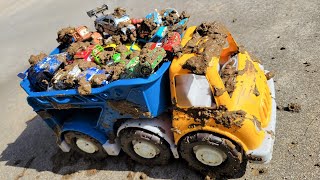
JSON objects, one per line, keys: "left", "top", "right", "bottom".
{"left": 61, "top": 120, "right": 121, "bottom": 156}
{"left": 62, "top": 121, "right": 107, "bottom": 144}
{"left": 117, "top": 118, "right": 179, "bottom": 158}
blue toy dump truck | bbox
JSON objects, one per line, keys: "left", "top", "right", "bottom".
{"left": 19, "top": 21, "right": 276, "bottom": 178}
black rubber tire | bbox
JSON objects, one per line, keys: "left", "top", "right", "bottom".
{"left": 97, "top": 25, "right": 104, "bottom": 34}
{"left": 119, "top": 128, "right": 171, "bottom": 166}
{"left": 179, "top": 132, "right": 247, "bottom": 178}
{"left": 64, "top": 131, "right": 107, "bottom": 159}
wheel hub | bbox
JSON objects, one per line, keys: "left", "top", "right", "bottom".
{"left": 193, "top": 145, "right": 227, "bottom": 166}
{"left": 76, "top": 138, "right": 98, "bottom": 154}
{"left": 132, "top": 139, "right": 160, "bottom": 159}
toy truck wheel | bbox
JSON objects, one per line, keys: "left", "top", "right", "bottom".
{"left": 119, "top": 128, "right": 171, "bottom": 166}
{"left": 179, "top": 132, "right": 247, "bottom": 178}
{"left": 64, "top": 131, "right": 107, "bottom": 159}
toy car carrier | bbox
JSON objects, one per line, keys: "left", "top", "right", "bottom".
{"left": 19, "top": 26, "right": 276, "bottom": 177}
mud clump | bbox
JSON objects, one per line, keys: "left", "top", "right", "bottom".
{"left": 286, "top": 103, "right": 301, "bottom": 113}
{"left": 137, "top": 18, "right": 158, "bottom": 39}
{"left": 98, "top": 51, "right": 114, "bottom": 64}
{"left": 265, "top": 71, "right": 275, "bottom": 80}
{"left": 67, "top": 42, "right": 91, "bottom": 56}
{"left": 111, "top": 35, "right": 122, "bottom": 45}
{"left": 103, "top": 63, "right": 126, "bottom": 80}
{"left": 161, "top": 9, "right": 180, "bottom": 26}
{"left": 214, "top": 109, "right": 247, "bottom": 128}
{"left": 182, "top": 22, "right": 228, "bottom": 75}
{"left": 78, "top": 77, "right": 91, "bottom": 95}
{"left": 57, "top": 27, "right": 76, "bottom": 44}
{"left": 91, "top": 74, "right": 108, "bottom": 86}
{"left": 77, "top": 60, "right": 97, "bottom": 70}
{"left": 183, "top": 56, "right": 207, "bottom": 75}
{"left": 112, "top": 7, "right": 127, "bottom": 18}
{"left": 28, "top": 52, "right": 48, "bottom": 66}
{"left": 214, "top": 88, "right": 226, "bottom": 96}
{"left": 116, "top": 44, "right": 128, "bottom": 53}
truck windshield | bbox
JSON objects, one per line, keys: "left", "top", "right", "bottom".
{"left": 175, "top": 74, "right": 214, "bottom": 107}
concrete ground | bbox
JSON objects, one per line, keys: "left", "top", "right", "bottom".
{"left": 0, "top": 0, "right": 319, "bottom": 179}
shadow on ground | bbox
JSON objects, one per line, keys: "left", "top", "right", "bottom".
{"left": 0, "top": 115, "right": 203, "bottom": 179}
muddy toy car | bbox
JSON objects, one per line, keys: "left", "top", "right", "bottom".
{"left": 88, "top": 5, "right": 132, "bottom": 36}
{"left": 56, "top": 26, "right": 103, "bottom": 46}
{"left": 27, "top": 53, "right": 67, "bottom": 91}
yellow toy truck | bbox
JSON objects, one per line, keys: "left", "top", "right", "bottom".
{"left": 168, "top": 23, "right": 276, "bottom": 176}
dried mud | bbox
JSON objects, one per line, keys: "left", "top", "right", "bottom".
{"left": 174, "top": 106, "right": 247, "bottom": 129}
{"left": 161, "top": 10, "right": 180, "bottom": 26}
{"left": 78, "top": 77, "right": 92, "bottom": 95}
{"left": 137, "top": 18, "right": 158, "bottom": 39}
{"left": 67, "top": 42, "right": 91, "bottom": 56}
{"left": 265, "top": 71, "right": 275, "bottom": 80}
{"left": 57, "top": 27, "right": 76, "bottom": 43}
{"left": 112, "top": 7, "right": 127, "bottom": 18}
{"left": 77, "top": 60, "right": 97, "bottom": 70}
{"left": 214, "top": 87, "right": 226, "bottom": 96}
{"left": 220, "top": 63, "right": 238, "bottom": 95}
{"left": 90, "top": 74, "right": 108, "bottom": 86}
{"left": 237, "top": 60, "right": 257, "bottom": 75}
{"left": 107, "top": 100, "right": 151, "bottom": 118}
{"left": 98, "top": 51, "right": 114, "bottom": 64}
{"left": 103, "top": 63, "right": 126, "bottom": 80}
{"left": 253, "top": 85, "right": 260, "bottom": 96}
{"left": 182, "top": 22, "right": 228, "bottom": 75}
{"left": 278, "top": 103, "right": 301, "bottom": 113}
{"left": 140, "top": 44, "right": 166, "bottom": 64}
{"left": 28, "top": 52, "right": 47, "bottom": 66}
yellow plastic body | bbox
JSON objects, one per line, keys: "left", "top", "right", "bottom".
{"left": 169, "top": 26, "right": 272, "bottom": 152}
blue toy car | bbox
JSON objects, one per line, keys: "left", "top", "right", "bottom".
{"left": 27, "top": 53, "right": 67, "bottom": 91}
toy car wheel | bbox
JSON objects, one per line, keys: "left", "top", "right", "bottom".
{"left": 119, "top": 128, "right": 171, "bottom": 166}
{"left": 97, "top": 25, "right": 104, "bottom": 34}
{"left": 179, "top": 132, "right": 247, "bottom": 178}
{"left": 64, "top": 131, "right": 107, "bottom": 159}
{"left": 140, "top": 66, "right": 152, "bottom": 76}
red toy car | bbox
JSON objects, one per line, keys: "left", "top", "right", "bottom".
{"left": 162, "top": 32, "right": 181, "bottom": 52}
{"left": 149, "top": 32, "right": 181, "bottom": 52}
{"left": 74, "top": 45, "right": 95, "bottom": 61}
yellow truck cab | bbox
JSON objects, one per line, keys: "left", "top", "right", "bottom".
{"left": 169, "top": 24, "right": 276, "bottom": 176}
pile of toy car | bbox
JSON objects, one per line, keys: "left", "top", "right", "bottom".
{"left": 26, "top": 5, "right": 189, "bottom": 95}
